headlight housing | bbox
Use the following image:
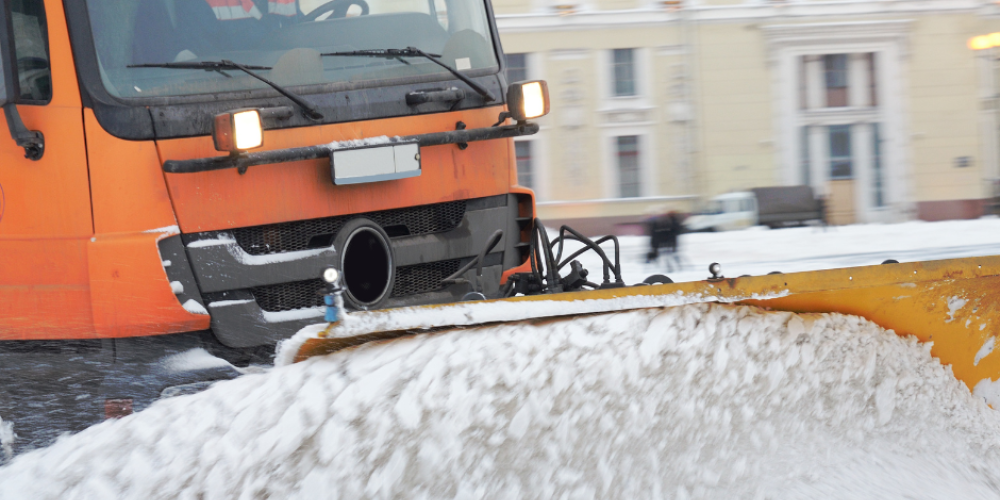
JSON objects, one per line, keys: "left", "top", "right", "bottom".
{"left": 506, "top": 80, "right": 550, "bottom": 122}
{"left": 322, "top": 267, "right": 341, "bottom": 284}
{"left": 213, "top": 109, "right": 263, "bottom": 153}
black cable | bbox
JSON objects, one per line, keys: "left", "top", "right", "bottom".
{"left": 535, "top": 221, "right": 560, "bottom": 288}
{"left": 553, "top": 234, "right": 611, "bottom": 283}
{"left": 528, "top": 225, "right": 543, "bottom": 285}
{"left": 513, "top": 219, "right": 628, "bottom": 295}
{"left": 551, "top": 226, "right": 624, "bottom": 284}
{"left": 442, "top": 230, "right": 504, "bottom": 291}
{"left": 557, "top": 235, "right": 617, "bottom": 272}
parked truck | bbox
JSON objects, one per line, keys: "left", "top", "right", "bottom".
{"left": 683, "top": 185, "right": 824, "bottom": 232}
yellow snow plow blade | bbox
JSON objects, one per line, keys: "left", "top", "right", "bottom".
{"left": 294, "top": 255, "right": 1000, "bottom": 391}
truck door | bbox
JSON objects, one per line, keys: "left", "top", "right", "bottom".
{"left": 0, "top": 0, "right": 94, "bottom": 337}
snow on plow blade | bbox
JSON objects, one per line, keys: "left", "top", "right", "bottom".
{"left": 286, "top": 255, "right": 1000, "bottom": 393}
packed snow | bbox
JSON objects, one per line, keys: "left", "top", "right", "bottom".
{"left": 4, "top": 303, "right": 1000, "bottom": 499}
{"left": 274, "top": 291, "right": 789, "bottom": 367}
{"left": 327, "top": 135, "right": 396, "bottom": 150}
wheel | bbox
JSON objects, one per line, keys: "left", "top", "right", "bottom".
{"left": 643, "top": 274, "right": 674, "bottom": 285}
{"left": 304, "top": 0, "right": 369, "bottom": 20}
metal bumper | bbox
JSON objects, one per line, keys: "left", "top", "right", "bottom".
{"left": 163, "top": 122, "right": 539, "bottom": 174}
{"left": 184, "top": 194, "right": 523, "bottom": 348}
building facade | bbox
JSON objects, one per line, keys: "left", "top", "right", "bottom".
{"left": 494, "top": 0, "right": 1000, "bottom": 233}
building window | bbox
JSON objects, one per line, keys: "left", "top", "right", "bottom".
{"left": 612, "top": 48, "right": 636, "bottom": 97}
{"left": 873, "top": 123, "right": 884, "bottom": 207}
{"left": 829, "top": 125, "right": 852, "bottom": 179}
{"left": 616, "top": 136, "right": 640, "bottom": 198}
{"left": 515, "top": 141, "right": 533, "bottom": 189}
{"left": 824, "top": 54, "right": 848, "bottom": 108}
{"left": 506, "top": 53, "right": 527, "bottom": 84}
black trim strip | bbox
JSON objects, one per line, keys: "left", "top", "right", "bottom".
{"left": 163, "top": 121, "right": 539, "bottom": 174}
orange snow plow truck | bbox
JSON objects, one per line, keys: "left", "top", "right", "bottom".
{"left": 0, "top": 0, "right": 544, "bottom": 451}
{"left": 4, "top": 0, "right": 1000, "bottom": 460}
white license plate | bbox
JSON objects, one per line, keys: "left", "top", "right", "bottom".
{"left": 330, "top": 142, "right": 421, "bottom": 185}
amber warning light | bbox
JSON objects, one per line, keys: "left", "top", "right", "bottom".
{"left": 969, "top": 33, "right": 1000, "bottom": 51}
{"left": 214, "top": 109, "right": 263, "bottom": 153}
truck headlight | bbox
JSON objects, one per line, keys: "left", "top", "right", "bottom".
{"left": 213, "top": 109, "right": 263, "bottom": 153}
{"left": 507, "top": 80, "right": 550, "bottom": 122}
{"left": 322, "top": 267, "right": 341, "bottom": 284}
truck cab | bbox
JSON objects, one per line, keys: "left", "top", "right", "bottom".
{"left": 0, "top": 0, "right": 544, "bottom": 452}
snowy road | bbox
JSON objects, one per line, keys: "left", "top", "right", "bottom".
{"left": 565, "top": 218, "right": 1000, "bottom": 285}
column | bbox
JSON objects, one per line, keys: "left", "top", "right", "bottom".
{"left": 805, "top": 55, "right": 824, "bottom": 110}
{"left": 809, "top": 125, "right": 828, "bottom": 195}
{"left": 853, "top": 123, "right": 874, "bottom": 222}
{"left": 848, "top": 53, "right": 871, "bottom": 108}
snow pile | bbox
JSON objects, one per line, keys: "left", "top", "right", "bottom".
{"left": 3, "top": 303, "right": 1000, "bottom": 499}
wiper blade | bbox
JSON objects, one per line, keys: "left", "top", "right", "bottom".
{"left": 128, "top": 60, "right": 324, "bottom": 120}
{"left": 321, "top": 47, "right": 496, "bottom": 102}
{"left": 129, "top": 61, "right": 273, "bottom": 71}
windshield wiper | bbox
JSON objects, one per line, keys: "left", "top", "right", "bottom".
{"left": 128, "top": 60, "right": 324, "bottom": 120}
{"left": 320, "top": 47, "right": 496, "bottom": 102}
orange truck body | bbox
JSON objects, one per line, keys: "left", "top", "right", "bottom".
{"left": 0, "top": 0, "right": 534, "bottom": 343}
{"left": 0, "top": 0, "right": 537, "bottom": 451}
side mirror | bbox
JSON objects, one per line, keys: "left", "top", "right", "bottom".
{"left": 0, "top": 1, "right": 43, "bottom": 160}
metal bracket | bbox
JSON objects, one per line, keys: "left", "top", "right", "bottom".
{"left": 3, "top": 103, "right": 43, "bottom": 161}
{"left": 455, "top": 121, "right": 468, "bottom": 150}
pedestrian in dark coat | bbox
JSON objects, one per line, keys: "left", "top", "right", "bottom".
{"left": 646, "top": 211, "right": 683, "bottom": 271}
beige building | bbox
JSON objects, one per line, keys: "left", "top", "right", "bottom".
{"left": 494, "top": 0, "right": 1000, "bottom": 233}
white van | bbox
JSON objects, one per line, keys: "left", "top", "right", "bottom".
{"left": 683, "top": 186, "right": 824, "bottom": 232}
{"left": 683, "top": 192, "right": 758, "bottom": 232}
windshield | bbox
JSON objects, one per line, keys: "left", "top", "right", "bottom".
{"left": 84, "top": 0, "right": 498, "bottom": 98}
{"left": 700, "top": 200, "right": 722, "bottom": 215}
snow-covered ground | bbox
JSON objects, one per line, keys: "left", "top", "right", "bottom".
{"left": 566, "top": 217, "right": 1000, "bottom": 285}
{"left": 3, "top": 303, "right": 1000, "bottom": 499}
{"left": 4, "top": 219, "right": 1000, "bottom": 498}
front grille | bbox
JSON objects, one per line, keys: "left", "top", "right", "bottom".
{"left": 393, "top": 259, "right": 462, "bottom": 298}
{"left": 251, "top": 279, "right": 325, "bottom": 313}
{"left": 250, "top": 259, "right": 464, "bottom": 312}
{"left": 231, "top": 201, "right": 467, "bottom": 255}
